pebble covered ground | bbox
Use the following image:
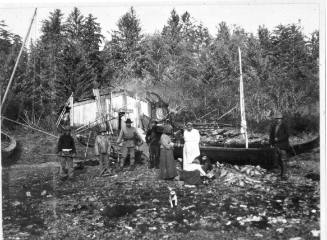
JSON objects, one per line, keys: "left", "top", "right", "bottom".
{"left": 2, "top": 129, "right": 320, "bottom": 239}
{"left": 2, "top": 150, "right": 319, "bottom": 240}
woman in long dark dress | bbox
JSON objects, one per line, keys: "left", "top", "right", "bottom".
{"left": 159, "top": 127, "right": 177, "bottom": 180}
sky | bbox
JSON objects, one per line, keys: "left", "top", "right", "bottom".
{"left": 0, "top": 0, "right": 321, "bottom": 45}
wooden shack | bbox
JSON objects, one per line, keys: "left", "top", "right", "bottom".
{"left": 71, "top": 89, "right": 152, "bottom": 130}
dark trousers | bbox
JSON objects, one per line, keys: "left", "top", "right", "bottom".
{"left": 120, "top": 146, "right": 135, "bottom": 167}
{"left": 98, "top": 153, "right": 109, "bottom": 170}
{"left": 275, "top": 147, "right": 288, "bottom": 177}
{"left": 60, "top": 156, "right": 73, "bottom": 178}
{"left": 149, "top": 143, "right": 160, "bottom": 169}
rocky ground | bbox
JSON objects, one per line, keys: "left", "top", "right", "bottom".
{"left": 1, "top": 129, "right": 320, "bottom": 239}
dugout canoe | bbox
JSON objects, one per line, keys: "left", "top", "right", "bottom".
{"left": 173, "top": 136, "right": 319, "bottom": 169}
{"left": 1, "top": 132, "right": 17, "bottom": 163}
{"left": 173, "top": 145, "right": 276, "bottom": 169}
{"left": 291, "top": 136, "right": 319, "bottom": 155}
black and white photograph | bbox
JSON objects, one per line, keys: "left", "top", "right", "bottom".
{"left": 0, "top": 0, "right": 325, "bottom": 239}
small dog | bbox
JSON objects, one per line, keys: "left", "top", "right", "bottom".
{"left": 168, "top": 187, "right": 178, "bottom": 208}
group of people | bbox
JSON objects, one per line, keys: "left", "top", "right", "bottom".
{"left": 57, "top": 118, "right": 143, "bottom": 180}
{"left": 56, "top": 113, "right": 290, "bottom": 181}
{"left": 144, "top": 113, "right": 290, "bottom": 181}
{"left": 146, "top": 120, "right": 213, "bottom": 184}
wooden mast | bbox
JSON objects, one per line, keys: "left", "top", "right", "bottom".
{"left": 238, "top": 46, "right": 249, "bottom": 149}
{"left": 1, "top": 8, "right": 37, "bottom": 108}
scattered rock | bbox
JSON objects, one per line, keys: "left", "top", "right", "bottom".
{"left": 311, "top": 229, "right": 320, "bottom": 237}
{"left": 149, "top": 226, "right": 157, "bottom": 231}
{"left": 12, "top": 201, "right": 21, "bottom": 207}
{"left": 124, "top": 225, "right": 133, "bottom": 231}
{"left": 25, "top": 225, "right": 34, "bottom": 230}
{"left": 276, "top": 228, "right": 284, "bottom": 233}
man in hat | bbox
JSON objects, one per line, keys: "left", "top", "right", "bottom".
{"left": 117, "top": 118, "right": 143, "bottom": 171}
{"left": 146, "top": 120, "right": 162, "bottom": 169}
{"left": 95, "top": 125, "right": 111, "bottom": 175}
{"left": 269, "top": 112, "right": 290, "bottom": 179}
{"left": 57, "top": 126, "right": 76, "bottom": 180}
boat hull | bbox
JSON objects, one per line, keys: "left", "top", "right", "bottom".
{"left": 173, "top": 146, "right": 276, "bottom": 169}
{"left": 1, "top": 132, "right": 18, "bottom": 166}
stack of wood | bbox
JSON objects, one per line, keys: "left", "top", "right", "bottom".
{"left": 191, "top": 122, "right": 269, "bottom": 147}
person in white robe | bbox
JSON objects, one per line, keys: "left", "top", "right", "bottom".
{"left": 183, "top": 122, "right": 207, "bottom": 176}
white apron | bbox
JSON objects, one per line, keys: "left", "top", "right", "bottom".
{"left": 183, "top": 129, "right": 201, "bottom": 170}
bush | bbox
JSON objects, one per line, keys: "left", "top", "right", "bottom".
{"left": 287, "top": 113, "right": 319, "bottom": 134}
{"left": 2, "top": 98, "right": 24, "bottom": 130}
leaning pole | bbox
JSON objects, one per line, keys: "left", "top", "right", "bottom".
{"left": 1, "top": 8, "right": 37, "bottom": 108}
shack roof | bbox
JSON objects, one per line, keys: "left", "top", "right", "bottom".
{"left": 74, "top": 88, "right": 149, "bottom": 104}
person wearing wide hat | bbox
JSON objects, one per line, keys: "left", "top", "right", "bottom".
{"left": 57, "top": 125, "right": 76, "bottom": 180}
{"left": 269, "top": 112, "right": 290, "bottom": 180}
{"left": 95, "top": 125, "right": 111, "bottom": 175}
{"left": 117, "top": 118, "right": 143, "bottom": 171}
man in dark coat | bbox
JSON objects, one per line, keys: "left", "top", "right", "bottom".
{"left": 146, "top": 120, "right": 162, "bottom": 169}
{"left": 57, "top": 126, "right": 76, "bottom": 179}
{"left": 269, "top": 112, "right": 290, "bottom": 179}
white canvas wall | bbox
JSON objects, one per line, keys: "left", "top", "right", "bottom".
{"left": 73, "top": 101, "right": 97, "bottom": 126}
{"left": 72, "top": 94, "right": 151, "bottom": 129}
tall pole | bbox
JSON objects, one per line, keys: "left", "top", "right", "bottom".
{"left": 70, "top": 92, "right": 74, "bottom": 127}
{"left": 1, "top": 8, "right": 37, "bottom": 108}
{"left": 238, "top": 46, "right": 248, "bottom": 148}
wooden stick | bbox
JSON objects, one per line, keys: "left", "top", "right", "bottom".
{"left": 41, "top": 154, "right": 86, "bottom": 159}
{"left": 1, "top": 116, "right": 58, "bottom": 138}
{"left": 1, "top": 8, "right": 37, "bottom": 107}
{"left": 217, "top": 105, "right": 237, "bottom": 121}
{"left": 76, "top": 115, "right": 117, "bottom": 134}
{"left": 198, "top": 108, "right": 219, "bottom": 120}
{"left": 56, "top": 93, "right": 72, "bottom": 127}
{"left": 84, "top": 131, "right": 92, "bottom": 162}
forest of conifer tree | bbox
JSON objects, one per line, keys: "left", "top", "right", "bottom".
{"left": 0, "top": 7, "right": 319, "bottom": 131}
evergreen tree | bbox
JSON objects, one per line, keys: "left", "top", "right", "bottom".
{"left": 103, "top": 7, "right": 143, "bottom": 86}
{"left": 82, "top": 14, "right": 103, "bottom": 52}
{"left": 39, "top": 9, "right": 66, "bottom": 117}
{"left": 65, "top": 7, "right": 85, "bottom": 42}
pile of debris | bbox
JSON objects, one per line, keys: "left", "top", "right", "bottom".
{"left": 214, "top": 162, "right": 267, "bottom": 187}
{"left": 192, "top": 123, "right": 269, "bottom": 147}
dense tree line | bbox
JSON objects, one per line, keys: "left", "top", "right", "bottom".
{"left": 0, "top": 7, "right": 319, "bottom": 130}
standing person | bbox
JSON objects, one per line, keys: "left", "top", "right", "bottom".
{"left": 159, "top": 126, "right": 177, "bottom": 180}
{"left": 165, "top": 119, "right": 174, "bottom": 135}
{"left": 269, "top": 112, "right": 290, "bottom": 179}
{"left": 95, "top": 126, "right": 111, "bottom": 175}
{"left": 182, "top": 122, "right": 206, "bottom": 176}
{"left": 146, "top": 120, "right": 161, "bottom": 169}
{"left": 117, "top": 118, "right": 143, "bottom": 171}
{"left": 57, "top": 126, "right": 76, "bottom": 180}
